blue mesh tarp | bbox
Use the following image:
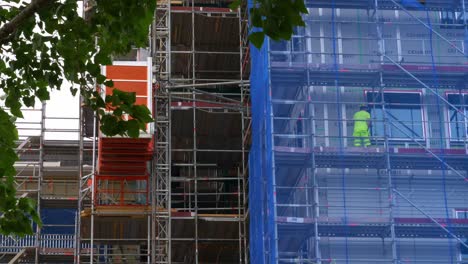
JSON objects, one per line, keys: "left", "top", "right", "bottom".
{"left": 41, "top": 208, "right": 76, "bottom": 234}
{"left": 249, "top": 1, "right": 468, "bottom": 263}
{"left": 249, "top": 8, "right": 274, "bottom": 264}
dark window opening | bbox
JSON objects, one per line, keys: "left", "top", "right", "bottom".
{"left": 296, "top": 113, "right": 303, "bottom": 148}
{"left": 456, "top": 210, "right": 468, "bottom": 262}
{"left": 366, "top": 92, "right": 423, "bottom": 139}
{"left": 440, "top": 11, "right": 465, "bottom": 29}
{"left": 448, "top": 94, "right": 468, "bottom": 141}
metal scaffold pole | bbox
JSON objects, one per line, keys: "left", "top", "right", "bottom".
{"left": 153, "top": 86, "right": 172, "bottom": 264}
{"left": 151, "top": 1, "right": 247, "bottom": 262}
{"left": 75, "top": 98, "right": 82, "bottom": 264}
{"left": 373, "top": 1, "right": 398, "bottom": 263}
{"left": 190, "top": 1, "right": 200, "bottom": 262}
{"left": 307, "top": 72, "right": 321, "bottom": 264}
{"left": 152, "top": 0, "right": 172, "bottom": 260}
{"left": 35, "top": 102, "right": 46, "bottom": 263}
{"left": 76, "top": 93, "right": 93, "bottom": 264}
{"left": 266, "top": 37, "right": 279, "bottom": 263}
{"left": 238, "top": 5, "right": 248, "bottom": 264}
{"left": 241, "top": 82, "right": 250, "bottom": 264}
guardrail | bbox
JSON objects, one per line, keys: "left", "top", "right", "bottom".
{"left": 0, "top": 234, "right": 91, "bottom": 254}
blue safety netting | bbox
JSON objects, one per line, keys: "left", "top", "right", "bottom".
{"left": 249, "top": 0, "right": 468, "bottom": 263}
{"left": 249, "top": 5, "right": 273, "bottom": 263}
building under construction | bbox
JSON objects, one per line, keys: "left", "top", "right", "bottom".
{"left": 3, "top": 0, "right": 468, "bottom": 263}
{"left": 1, "top": 0, "right": 249, "bottom": 262}
{"left": 250, "top": 0, "right": 468, "bottom": 263}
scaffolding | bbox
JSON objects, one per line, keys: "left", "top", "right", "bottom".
{"left": 250, "top": 0, "right": 468, "bottom": 263}
{"left": 74, "top": 0, "right": 250, "bottom": 263}
{"left": 1, "top": 0, "right": 249, "bottom": 263}
{"left": 0, "top": 97, "right": 88, "bottom": 263}
{"left": 152, "top": 0, "right": 250, "bottom": 262}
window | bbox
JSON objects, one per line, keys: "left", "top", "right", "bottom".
{"left": 456, "top": 210, "right": 468, "bottom": 219}
{"left": 440, "top": 11, "right": 455, "bottom": 24}
{"left": 447, "top": 94, "right": 468, "bottom": 141}
{"left": 296, "top": 114, "right": 304, "bottom": 148}
{"left": 366, "top": 92, "right": 424, "bottom": 139}
{"left": 439, "top": 11, "right": 466, "bottom": 28}
{"left": 269, "top": 26, "right": 306, "bottom": 63}
{"left": 455, "top": 209, "right": 468, "bottom": 263}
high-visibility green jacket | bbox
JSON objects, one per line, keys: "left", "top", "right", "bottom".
{"left": 353, "top": 110, "right": 370, "bottom": 131}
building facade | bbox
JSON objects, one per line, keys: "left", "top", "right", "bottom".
{"left": 250, "top": 0, "right": 468, "bottom": 263}
{"left": 0, "top": 0, "right": 249, "bottom": 263}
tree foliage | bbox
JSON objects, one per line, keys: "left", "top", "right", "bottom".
{"left": 0, "top": 0, "right": 155, "bottom": 236}
{"left": 230, "top": 0, "right": 308, "bottom": 48}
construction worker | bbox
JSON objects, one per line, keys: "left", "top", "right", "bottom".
{"left": 353, "top": 105, "right": 371, "bottom": 147}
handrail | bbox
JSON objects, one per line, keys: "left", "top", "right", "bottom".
{"left": 393, "top": 189, "right": 468, "bottom": 249}
{"left": 0, "top": 234, "right": 85, "bottom": 253}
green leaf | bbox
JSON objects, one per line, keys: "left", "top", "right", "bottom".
{"left": 293, "top": 0, "right": 308, "bottom": 14}
{"left": 127, "top": 119, "right": 140, "bottom": 138}
{"left": 100, "top": 114, "right": 119, "bottom": 136}
{"left": 18, "top": 197, "right": 37, "bottom": 213}
{"left": 133, "top": 105, "right": 153, "bottom": 123}
{"left": 95, "top": 51, "right": 112, "bottom": 65}
{"left": 5, "top": 91, "right": 23, "bottom": 118}
{"left": 113, "top": 108, "right": 123, "bottom": 117}
{"left": 70, "top": 87, "right": 78, "bottom": 96}
{"left": 87, "top": 64, "right": 101, "bottom": 76}
{"left": 96, "top": 96, "right": 106, "bottom": 108}
{"left": 22, "top": 96, "right": 35, "bottom": 107}
{"left": 111, "top": 94, "right": 121, "bottom": 105}
{"left": 0, "top": 149, "right": 19, "bottom": 170}
{"left": 249, "top": 32, "right": 265, "bottom": 49}
{"left": 248, "top": 0, "right": 307, "bottom": 48}
{"left": 229, "top": 0, "right": 241, "bottom": 10}
{"left": 104, "top": 80, "right": 114, "bottom": 87}
{"left": 96, "top": 74, "right": 106, "bottom": 84}
{"left": 105, "top": 95, "right": 113, "bottom": 104}
{"left": 36, "top": 87, "right": 50, "bottom": 101}
{"left": 119, "top": 104, "right": 132, "bottom": 115}
{"left": 30, "top": 209, "right": 42, "bottom": 228}
{"left": 251, "top": 9, "right": 263, "bottom": 28}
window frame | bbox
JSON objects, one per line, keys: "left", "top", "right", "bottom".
{"left": 363, "top": 89, "right": 426, "bottom": 141}
{"left": 454, "top": 209, "right": 468, "bottom": 263}
{"left": 439, "top": 10, "right": 466, "bottom": 28}
{"left": 445, "top": 91, "right": 468, "bottom": 142}
{"left": 455, "top": 209, "right": 468, "bottom": 219}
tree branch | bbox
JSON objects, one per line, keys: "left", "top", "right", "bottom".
{"left": 0, "top": 0, "right": 54, "bottom": 45}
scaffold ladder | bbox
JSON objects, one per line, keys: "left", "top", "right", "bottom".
{"left": 152, "top": 84, "right": 171, "bottom": 264}
{"left": 152, "top": 0, "right": 172, "bottom": 262}
{"left": 153, "top": 0, "right": 171, "bottom": 81}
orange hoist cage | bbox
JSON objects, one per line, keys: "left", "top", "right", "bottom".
{"left": 94, "top": 59, "right": 153, "bottom": 207}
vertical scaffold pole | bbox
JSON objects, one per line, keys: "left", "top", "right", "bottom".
{"left": 237, "top": 6, "right": 247, "bottom": 264}
{"left": 75, "top": 103, "right": 81, "bottom": 264}
{"left": 373, "top": 0, "right": 398, "bottom": 263}
{"left": 461, "top": 0, "right": 468, "bottom": 152}
{"left": 152, "top": 0, "right": 171, "bottom": 259}
{"left": 265, "top": 37, "right": 279, "bottom": 264}
{"left": 190, "top": 0, "right": 199, "bottom": 262}
{"left": 152, "top": 84, "right": 172, "bottom": 264}
{"left": 307, "top": 70, "right": 321, "bottom": 264}
{"left": 35, "top": 102, "right": 46, "bottom": 263}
